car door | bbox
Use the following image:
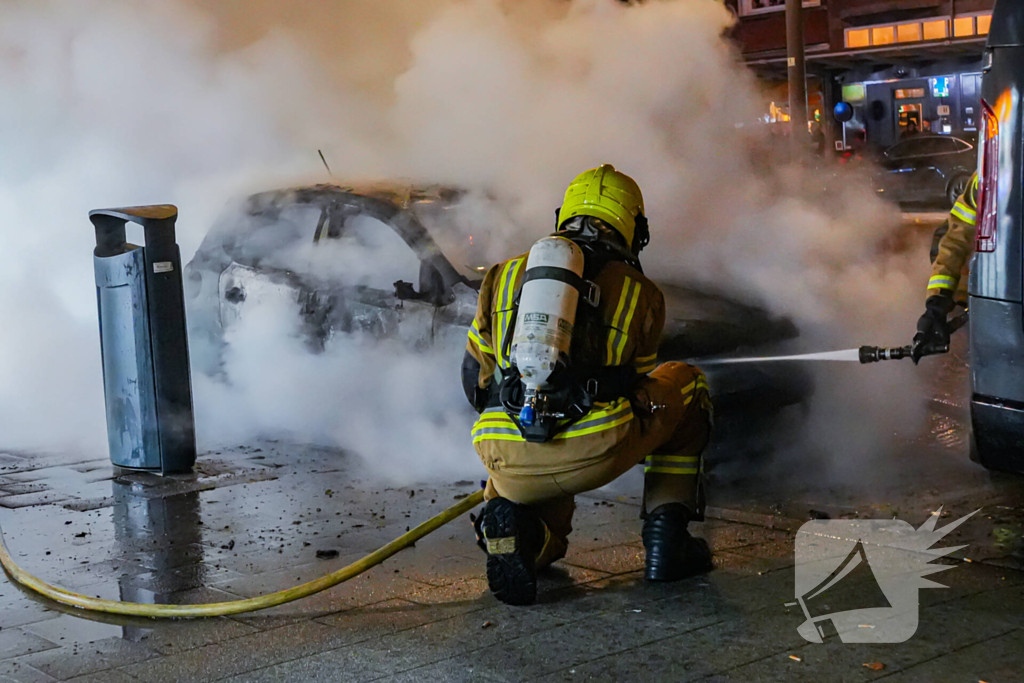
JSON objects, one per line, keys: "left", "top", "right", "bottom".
{"left": 881, "top": 138, "right": 941, "bottom": 202}
{"left": 917, "top": 137, "right": 966, "bottom": 201}
{"left": 320, "top": 212, "right": 439, "bottom": 349}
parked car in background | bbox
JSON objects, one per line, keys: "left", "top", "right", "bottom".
{"left": 966, "top": 0, "right": 1024, "bottom": 475}
{"left": 875, "top": 134, "right": 977, "bottom": 207}
{"left": 183, "top": 183, "right": 812, "bottom": 418}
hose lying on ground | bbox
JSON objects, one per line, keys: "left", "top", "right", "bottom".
{"left": 0, "top": 489, "right": 484, "bottom": 619}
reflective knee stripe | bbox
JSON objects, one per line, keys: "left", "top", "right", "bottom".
{"left": 494, "top": 257, "right": 525, "bottom": 368}
{"left": 468, "top": 319, "right": 494, "bottom": 355}
{"left": 645, "top": 454, "right": 699, "bottom": 475}
{"left": 472, "top": 399, "right": 633, "bottom": 444}
{"left": 635, "top": 353, "right": 657, "bottom": 374}
{"left": 950, "top": 201, "right": 977, "bottom": 226}
{"left": 553, "top": 399, "right": 633, "bottom": 439}
{"left": 680, "top": 375, "right": 709, "bottom": 399}
{"left": 928, "top": 274, "right": 958, "bottom": 291}
{"left": 606, "top": 277, "right": 641, "bottom": 366}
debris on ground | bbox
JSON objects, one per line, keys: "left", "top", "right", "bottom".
{"left": 808, "top": 509, "right": 830, "bottom": 520}
{"left": 316, "top": 549, "right": 339, "bottom": 559}
{"left": 863, "top": 662, "right": 885, "bottom": 671}
{"left": 482, "top": 621, "right": 494, "bottom": 629}
{"left": 789, "top": 655, "right": 802, "bottom": 662}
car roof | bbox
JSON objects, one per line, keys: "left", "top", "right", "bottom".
{"left": 886, "top": 134, "right": 972, "bottom": 149}
{"left": 244, "top": 182, "right": 464, "bottom": 214}
{"left": 990, "top": 1, "right": 1024, "bottom": 48}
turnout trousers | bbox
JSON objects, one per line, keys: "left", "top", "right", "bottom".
{"left": 474, "top": 362, "right": 712, "bottom": 567}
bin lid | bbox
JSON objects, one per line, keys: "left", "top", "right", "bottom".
{"left": 989, "top": 1, "right": 1024, "bottom": 48}
{"left": 89, "top": 205, "right": 178, "bottom": 225}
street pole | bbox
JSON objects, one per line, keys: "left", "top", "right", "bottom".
{"left": 786, "top": 0, "right": 808, "bottom": 149}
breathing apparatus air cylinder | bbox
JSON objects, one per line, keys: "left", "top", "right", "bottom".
{"left": 510, "top": 236, "right": 586, "bottom": 429}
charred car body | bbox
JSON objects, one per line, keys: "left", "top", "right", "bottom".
{"left": 184, "top": 183, "right": 812, "bottom": 418}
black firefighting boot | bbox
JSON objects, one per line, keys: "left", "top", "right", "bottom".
{"left": 642, "top": 503, "right": 713, "bottom": 582}
{"left": 476, "top": 497, "right": 546, "bottom": 606}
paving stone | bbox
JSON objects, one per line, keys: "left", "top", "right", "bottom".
{"left": 63, "top": 671, "right": 137, "bottom": 683}
{"left": 0, "top": 660, "right": 55, "bottom": 683}
{"left": 370, "top": 656, "right": 514, "bottom": 683}
{"left": 562, "top": 543, "right": 646, "bottom": 575}
{"left": 879, "top": 627, "right": 1024, "bottom": 683}
{"left": 0, "top": 630, "right": 58, "bottom": 662}
{"left": 356, "top": 600, "right": 568, "bottom": 671}
{"left": 118, "top": 620, "right": 360, "bottom": 683}
{"left": 215, "top": 644, "right": 389, "bottom": 683}
{"left": 15, "top": 635, "right": 156, "bottom": 681}
{"left": 0, "top": 492, "right": 71, "bottom": 510}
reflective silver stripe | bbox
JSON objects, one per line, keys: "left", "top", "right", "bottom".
{"left": 951, "top": 202, "right": 977, "bottom": 225}
{"left": 472, "top": 427, "right": 521, "bottom": 437}
{"left": 928, "top": 275, "right": 957, "bottom": 290}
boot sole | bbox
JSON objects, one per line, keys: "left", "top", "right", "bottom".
{"left": 482, "top": 499, "right": 537, "bottom": 606}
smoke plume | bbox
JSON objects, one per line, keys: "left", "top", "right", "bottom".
{"left": 0, "top": 0, "right": 933, "bottom": 486}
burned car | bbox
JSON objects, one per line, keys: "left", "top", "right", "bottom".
{"left": 184, "top": 183, "right": 811, "bottom": 416}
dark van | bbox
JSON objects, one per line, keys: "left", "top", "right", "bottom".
{"left": 969, "top": 1, "right": 1024, "bottom": 472}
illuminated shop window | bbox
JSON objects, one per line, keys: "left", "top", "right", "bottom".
{"left": 872, "top": 26, "right": 896, "bottom": 46}
{"left": 846, "top": 29, "right": 870, "bottom": 48}
{"left": 954, "top": 16, "right": 975, "bottom": 37}
{"left": 952, "top": 13, "right": 993, "bottom": 38}
{"left": 846, "top": 20, "right": 953, "bottom": 48}
{"left": 923, "top": 20, "right": 949, "bottom": 40}
{"left": 897, "top": 23, "right": 922, "bottom": 43}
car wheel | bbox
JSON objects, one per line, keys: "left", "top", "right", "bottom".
{"left": 970, "top": 399, "right": 1024, "bottom": 475}
{"left": 947, "top": 173, "right": 972, "bottom": 208}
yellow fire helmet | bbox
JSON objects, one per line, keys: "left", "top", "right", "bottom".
{"left": 557, "top": 164, "right": 645, "bottom": 250}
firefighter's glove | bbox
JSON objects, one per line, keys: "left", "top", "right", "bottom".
{"left": 912, "top": 294, "right": 955, "bottom": 364}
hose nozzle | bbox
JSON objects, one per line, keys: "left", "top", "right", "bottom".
{"left": 859, "top": 345, "right": 913, "bottom": 364}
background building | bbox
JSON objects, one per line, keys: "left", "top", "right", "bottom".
{"left": 725, "top": 0, "right": 995, "bottom": 151}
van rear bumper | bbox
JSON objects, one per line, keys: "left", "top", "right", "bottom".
{"left": 970, "top": 395, "right": 1024, "bottom": 474}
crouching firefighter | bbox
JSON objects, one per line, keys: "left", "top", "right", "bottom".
{"left": 462, "top": 165, "right": 714, "bottom": 606}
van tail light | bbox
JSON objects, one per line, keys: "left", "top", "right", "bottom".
{"left": 976, "top": 99, "right": 999, "bottom": 253}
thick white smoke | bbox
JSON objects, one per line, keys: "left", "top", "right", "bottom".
{"left": 0, "top": 0, "right": 932, "bottom": 485}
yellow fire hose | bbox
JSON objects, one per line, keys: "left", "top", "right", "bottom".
{"left": 0, "top": 489, "right": 484, "bottom": 619}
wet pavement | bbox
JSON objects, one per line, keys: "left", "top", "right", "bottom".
{"left": 1, "top": 335, "right": 1023, "bottom": 682}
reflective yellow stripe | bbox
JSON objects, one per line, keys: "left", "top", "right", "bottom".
{"left": 468, "top": 325, "right": 494, "bottom": 355}
{"left": 636, "top": 353, "right": 657, "bottom": 373}
{"left": 473, "top": 433, "right": 524, "bottom": 444}
{"left": 472, "top": 401, "right": 632, "bottom": 443}
{"left": 606, "top": 276, "right": 633, "bottom": 364}
{"left": 951, "top": 202, "right": 977, "bottom": 226}
{"left": 644, "top": 467, "right": 699, "bottom": 475}
{"left": 928, "top": 275, "right": 958, "bottom": 290}
{"left": 553, "top": 412, "right": 633, "bottom": 439}
{"left": 613, "top": 282, "right": 641, "bottom": 365}
{"left": 646, "top": 455, "right": 699, "bottom": 463}
{"left": 494, "top": 258, "right": 525, "bottom": 368}
{"left": 679, "top": 380, "right": 696, "bottom": 396}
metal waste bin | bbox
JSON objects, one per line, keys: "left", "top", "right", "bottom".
{"left": 91, "top": 205, "right": 196, "bottom": 474}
